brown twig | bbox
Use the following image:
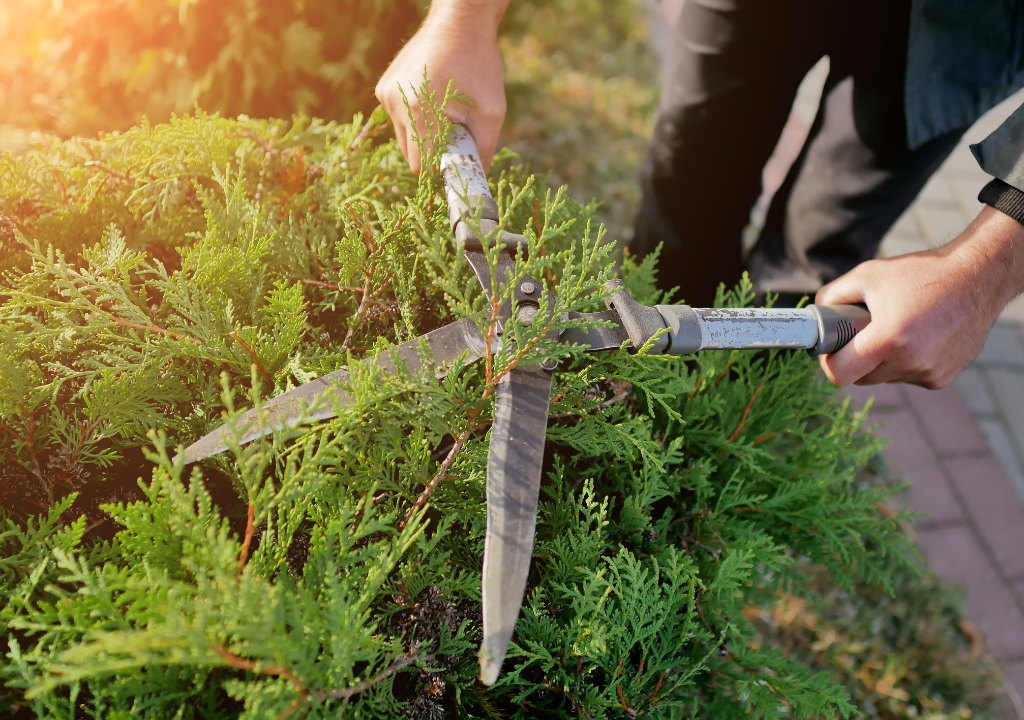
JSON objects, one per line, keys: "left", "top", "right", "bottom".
{"left": 713, "top": 361, "right": 733, "bottom": 387}
{"left": 51, "top": 168, "right": 67, "bottom": 204}
{"left": 616, "top": 684, "right": 632, "bottom": 714}
{"left": 728, "top": 383, "right": 763, "bottom": 443}
{"left": 211, "top": 644, "right": 307, "bottom": 719}
{"left": 347, "top": 118, "right": 389, "bottom": 153}
{"left": 229, "top": 332, "right": 275, "bottom": 388}
{"left": 237, "top": 502, "right": 256, "bottom": 578}
{"left": 322, "top": 646, "right": 428, "bottom": 702}
{"left": 687, "top": 378, "right": 702, "bottom": 401}
{"left": 340, "top": 276, "right": 392, "bottom": 353}
{"left": 542, "top": 678, "right": 593, "bottom": 719}
{"left": 84, "top": 161, "right": 133, "bottom": 183}
{"left": 297, "top": 278, "right": 365, "bottom": 292}
{"left": 70, "top": 413, "right": 114, "bottom": 466}
{"left": 752, "top": 431, "right": 777, "bottom": 445}
{"left": 401, "top": 411, "right": 480, "bottom": 528}
{"left": 694, "top": 593, "right": 715, "bottom": 637}
{"left": 392, "top": 207, "right": 412, "bottom": 233}
{"left": 16, "top": 415, "right": 52, "bottom": 506}
{"left": 114, "top": 316, "right": 200, "bottom": 344}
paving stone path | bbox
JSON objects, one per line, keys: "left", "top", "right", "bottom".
{"left": 768, "top": 73, "right": 1024, "bottom": 701}
{"left": 872, "top": 90, "right": 1024, "bottom": 704}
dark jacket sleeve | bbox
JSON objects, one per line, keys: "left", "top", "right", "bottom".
{"left": 971, "top": 103, "right": 1024, "bottom": 193}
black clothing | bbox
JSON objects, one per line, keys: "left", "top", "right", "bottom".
{"left": 630, "top": 0, "right": 968, "bottom": 305}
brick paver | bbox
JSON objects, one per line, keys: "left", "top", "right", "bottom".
{"left": 863, "top": 88, "right": 1024, "bottom": 700}
{"left": 916, "top": 524, "right": 1024, "bottom": 662}
{"left": 648, "top": 12, "right": 1024, "bottom": 702}
{"left": 818, "top": 83, "right": 1024, "bottom": 699}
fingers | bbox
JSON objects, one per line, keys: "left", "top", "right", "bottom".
{"left": 815, "top": 267, "right": 868, "bottom": 307}
{"left": 818, "top": 326, "right": 886, "bottom": 386}
{"left": 463, "top": 101, "right": 505, "bottom": 171}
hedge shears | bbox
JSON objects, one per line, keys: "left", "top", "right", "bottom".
{"left": 179, "top": 127, "right": 870, "bottom": 686}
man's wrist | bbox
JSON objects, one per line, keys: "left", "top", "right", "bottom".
{"left": 979, "top": 178, "right": 1024, "bottom": 227}
{"left": 955, "top": 205, "right": 1024, "bottom": 312}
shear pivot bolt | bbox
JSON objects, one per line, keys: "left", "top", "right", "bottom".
{"left": 519, "top": 281, "right": 536, "bottom": 295}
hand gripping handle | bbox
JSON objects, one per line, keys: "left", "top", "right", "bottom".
{"left": 440, "top": 126, "right": 529, "bottom": 256}
{"left": 808, "top": 304, "right": 871, "bottom": 356}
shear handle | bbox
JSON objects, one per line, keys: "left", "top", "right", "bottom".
{"left": 441, "top": 125, "right": 529, "bottom": 256}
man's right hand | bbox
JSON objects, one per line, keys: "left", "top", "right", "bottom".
{"left": 375, "top": 0, "right": 510, "bottom": 173}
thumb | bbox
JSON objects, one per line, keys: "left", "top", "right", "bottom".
{"left": 815, "top": 268, "right": 868, "bottom": 307}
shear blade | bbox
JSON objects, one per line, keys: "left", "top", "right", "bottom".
{"left": 176, "top": 317, "right": 487, "bottom": 465}
{"left": 479, "top": 364, "right": 554, "bottom": 685}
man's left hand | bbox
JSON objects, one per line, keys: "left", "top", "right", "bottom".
{"left": 816, "top": 205, "right": 1024, "bottom": 388}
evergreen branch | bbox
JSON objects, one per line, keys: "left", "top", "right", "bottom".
{"left": 114, "top": 316, "right": 199, "bottom": 344}
{"left": 542, "top": 678, "right": 593, "bottom": 719}
{"left": 401, "top": 409, "right": 480, "bottom": 529}
{"left": 211, "top": 644, "right": 307, "bottom": 718}
{"left": 84, "top": 161, "right": 134, "bottom": 183}
{"left": 321, "top": 646, "right": 432, "bottom": 702}
{"left": 50, "top": 168, "right": 67, "bottom": 203}
{"left": 229, "top": 332, "right": 274, "bottom": 387}
{"left": 237, "top": 501, "right": 256, "bottom": 579}
{"left": 297, "top": 278, "right": 365, "bottom": 293}
{"left": 727, "top": 383, "right": 763, "bottom": 443}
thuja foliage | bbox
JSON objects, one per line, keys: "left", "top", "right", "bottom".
{"left": 0, "top": 0, "right": 422, "bottom": 139}
{"left": 0, "top": 101, "right": 914, "bottom": 718}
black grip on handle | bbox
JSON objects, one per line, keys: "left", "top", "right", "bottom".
{"left": 808, "top": 304, "right": 871, "bottom": 357}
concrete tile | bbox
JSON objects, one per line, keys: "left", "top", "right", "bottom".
{"left": 954, "top": 367, "right": 997, "bottom": 415}
{"left": 902, "top": 384, "right": 990, "bottom": 455}
{"left": 1001, "top": 296, "right": 1024, "bottom": 325}
{"left": 837, "top": 382, "right": 904, "bottom": 411}
{"left": 944, "top": 455, "right": 1024, "bottom": 577}
{"left": 878, "top": 234, "right": 930, "bottom": 258}
{"left": 916, "top": 524, "right": 1024, "bottom": 661}
{"left": 877, "top": 411, "right": 963, "bottom": 524}
{"left": 939, "top": 142, "right": 989, "bottom": 175}
{"left": 976, "top": 418, "right": 1024, "bottom": 504}
{"left": 947, "top": 175, "right": 987, "bottom": 220}
{"left": 916, "top": 174, "right": 958, "bottom": 205}
{"left": 989, "top": 369, "right": 1024, "bottom": 452}
{"left": 1000, "top": 659, "right": 1024, "bottom": 707}
{"left": 914, "top": 204, "right": 971, "bottom": 246}
{"left": 975, "top": 324, "right": 1024, "bottom": 367}
{"left": 890, "top": 209, "right": 922, "bottom": 238}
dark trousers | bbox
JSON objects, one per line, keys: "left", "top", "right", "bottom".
{"left": 629, "top": 0, "right": 967, "bottom": 307}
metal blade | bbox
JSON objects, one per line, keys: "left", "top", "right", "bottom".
{"left": 479, "top": 364, "right": 554, "bottom": 685}
{"left": 177, "top": 317, "right": 487, "bottom": 464}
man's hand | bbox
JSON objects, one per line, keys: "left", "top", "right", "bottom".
{"left": 816, "top": 205, "right": 1024, "bottom": 388}
{"left": 375, "top": 0, "right": 510, "bottom": 173}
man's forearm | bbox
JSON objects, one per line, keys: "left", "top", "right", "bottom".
{"left": 425, "top": 0, "right": 511, "bottom": 39}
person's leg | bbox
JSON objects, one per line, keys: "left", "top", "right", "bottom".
{"left": 630, "top": 0, "right": 826, "bottom": 306}
{"left": 747, "top": 0, "right": 966, "bottom": 302}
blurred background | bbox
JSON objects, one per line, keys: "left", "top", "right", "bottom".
{"left": 0, "top": 0, "right": 658, "bottom": 240}
{"left": 6, "top": 0, "right": 1024, "bottom": 714}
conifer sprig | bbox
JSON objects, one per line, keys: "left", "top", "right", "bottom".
{"left": 1, "top": 97, "right": 911, "bottom": 718}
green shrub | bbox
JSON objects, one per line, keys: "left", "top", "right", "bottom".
{"left": 0, "top": 0, "right": 422, "bottom": 139}
{"left": 0, "top": 104, "right": 920, "bottom": 718}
